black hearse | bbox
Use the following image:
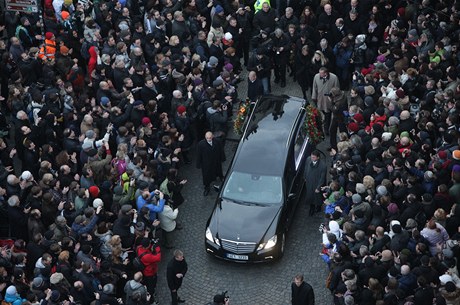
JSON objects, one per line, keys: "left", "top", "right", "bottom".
{"left": 205, "top": 95, "right": 311, "bottom": 262}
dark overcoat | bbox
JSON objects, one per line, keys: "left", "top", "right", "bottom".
{"left": 196, "top": 138, "right": 225, "bottom": 186}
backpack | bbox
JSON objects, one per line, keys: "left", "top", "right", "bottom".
{"left": 132, "top": 251, "right": 148, "bottom": 272}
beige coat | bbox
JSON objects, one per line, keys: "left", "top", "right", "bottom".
{"left": 311, "top": 72, "right": 340, "bottom": 113}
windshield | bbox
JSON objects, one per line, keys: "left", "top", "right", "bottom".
{"left": 222, "top": 171, "right": 283, "bottom": 205}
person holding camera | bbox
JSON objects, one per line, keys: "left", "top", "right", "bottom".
{"left": 209, "top": 292, "right": 230, "bottom": 305}
{"left": 136, "top": 190, "right": 166, "bottom": 223}
{"left": 136, "top": 237, "right": 161, "bottom": 305}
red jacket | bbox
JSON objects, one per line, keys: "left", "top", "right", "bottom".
{"left": 137, "top": 245, "right": 161, "bottom": 277}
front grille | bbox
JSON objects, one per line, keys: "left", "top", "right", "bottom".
{"left": 221, "top": 239, "right": 256, "bottom": 254}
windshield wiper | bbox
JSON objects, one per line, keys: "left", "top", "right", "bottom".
{"left": 222, "top": 197, "right": 267, "bottom": 206}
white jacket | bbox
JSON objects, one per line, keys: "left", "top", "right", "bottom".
{"left": 158, "top": 205, "right": 178, "bottom": 232}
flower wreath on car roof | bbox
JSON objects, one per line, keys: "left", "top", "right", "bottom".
{"left": 234, "top": 99, "right": 255, "bottom": 135}
{"left": 303, "top": 104, "right": 324, "bottom": 146}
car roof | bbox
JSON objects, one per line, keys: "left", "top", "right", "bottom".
{"left": 232, "top": 95, "right": 305, "bottom": 176}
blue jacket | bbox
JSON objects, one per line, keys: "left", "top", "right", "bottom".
{"left": 333, "top": 45, "right": 353, "bottom": 68}
{"left": 136, "top": 193, "right": 166, "bottom": 221}
{"left": 5, "top": 293, "right": 25, "bottom": 305}
{"left": 71, "top": 215, "right": 99, "bottom": 237}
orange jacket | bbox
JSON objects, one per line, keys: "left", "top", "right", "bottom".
{"left": 38, "top": 39, "right": 56, "bottom": 61}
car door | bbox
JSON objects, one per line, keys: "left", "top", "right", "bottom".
{"left": 284, "top": 111, "right": 308, "bottom": 228}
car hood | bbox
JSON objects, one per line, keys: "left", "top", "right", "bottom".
{"left": 211, "top": 198, "right": 281, "bottom": 243}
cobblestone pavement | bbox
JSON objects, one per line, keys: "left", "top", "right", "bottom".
{"left": 155, "top": 71, "right": 333, "bottom": 305}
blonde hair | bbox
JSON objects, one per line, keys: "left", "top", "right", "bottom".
{"left": 363, "top": 175, "right": 375, "bottom": 190}
{"left": 312, "top": 50, "right": 328, "bottom": 66}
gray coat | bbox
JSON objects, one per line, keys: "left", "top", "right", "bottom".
{"left": 311, "top": 72, "right": 340, "bottom": 113}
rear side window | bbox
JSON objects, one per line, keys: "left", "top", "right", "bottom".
{"left": 294, "top": 118, "right": 308, "bottom": 170}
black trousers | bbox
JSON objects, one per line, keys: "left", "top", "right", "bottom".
{"left": 329, "top": 118, "right": 347, "bottom": 149}
{"left": 322, "top": 111, "right": 332, "bottom": 136}
{"left": 273, "top": 54, "right": 287, "bottom": 82}
{"left": 144, "top": 274, "right": 157, "bottom": 302}
{"left": 170, "top": 289, "right": 179, "bottom": 305}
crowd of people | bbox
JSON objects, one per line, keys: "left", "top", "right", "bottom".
{"left": 0, "top": 0, "right": 460, "bottom": 304}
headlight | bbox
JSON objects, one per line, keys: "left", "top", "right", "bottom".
{"left": 205, "top": 227, "right": 220, "bottom": 246}
{"left": 257, "top": 235, "right": 277, "bottom": 251}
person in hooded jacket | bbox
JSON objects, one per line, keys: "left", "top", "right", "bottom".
{"left": 124, "top": 271, "right": 150, "bottom": 305}
{"left": 4, "top": 285, "right": 27, "bottom": 305}
{"left": 100, "top": 283, "right": 119, "bottom": 305}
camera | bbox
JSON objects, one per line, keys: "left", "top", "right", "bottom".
{"left": 213, "top": 291, "right": 229, "bottom": 304}
{"left": 319, "top": 223, "right": 326, "bottom": 233}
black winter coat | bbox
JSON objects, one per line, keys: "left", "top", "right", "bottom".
{"left": 291, "top": 281, "right": 315, "bottom": 305}
{"left": 196, "top": 138, "right": 225, "bottom": 186}
{"left": 166, "top": 256, "right": 188, "bottom": 290}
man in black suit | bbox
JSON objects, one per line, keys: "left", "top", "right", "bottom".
{"left": 196, "top": 131, "right": 226, "bottom": 196}
{"left": 247, "top": 71, "right": 264, "bottom": 102}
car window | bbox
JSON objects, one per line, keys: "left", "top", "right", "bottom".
{"left": 222, "top": 171, "right": 283, "bottom": 205}
{"left": 294, "top": 122, "right": 308, "bottom": 170}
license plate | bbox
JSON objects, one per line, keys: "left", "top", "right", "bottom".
{"left": 226, "top": 253, "right": 249, "bottom": 260}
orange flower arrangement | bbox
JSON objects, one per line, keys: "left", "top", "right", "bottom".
{"left": 234, "top": 100, "right": 250, "bottom": 135}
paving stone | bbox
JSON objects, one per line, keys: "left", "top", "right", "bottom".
{"left": 154, "top": 70, "right": 333, "bottom": 305}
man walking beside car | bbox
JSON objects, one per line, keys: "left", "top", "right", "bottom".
{"left": 291, "top": 274, "right": 315, "bottom": 305}
{"left": 196, "top": 131, "right": 226, "bottom": 196}
{"left": 304, "top": 150, "right": 327, "bottom": 216}
{"left": 311, "top": 67, "right": 340, "bottom": 136}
